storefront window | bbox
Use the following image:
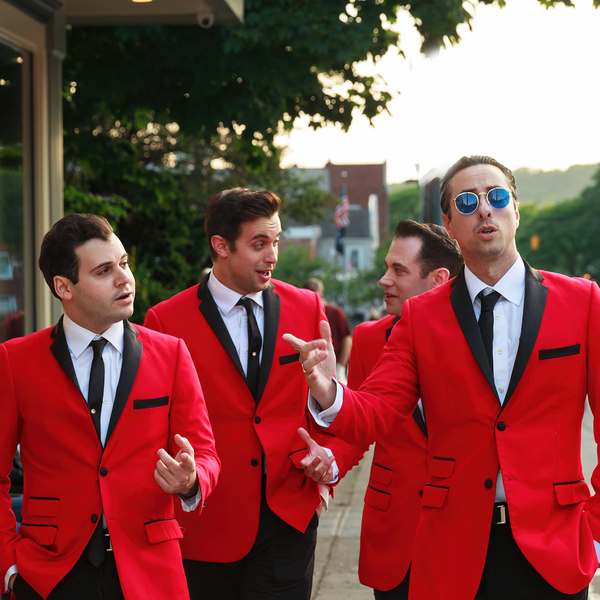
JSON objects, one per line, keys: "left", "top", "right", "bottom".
{"left": 0, "top": 41, "right": 28, "bottom": 342}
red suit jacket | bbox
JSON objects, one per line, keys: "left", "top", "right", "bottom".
{"left": 144, "top": 278, "right": 359, "bottom": 562}
{"left": 326, "top": 264, "right": 600, "bottom": 600}
{"left": 0, "top": 319, "right": 220, "bottom": 600}
{"left": 347, "top": 314, "right": 428, "bottom": 592}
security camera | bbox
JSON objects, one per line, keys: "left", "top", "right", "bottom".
{"left": 197, "top": 12, "right": 215, "bottom": 29}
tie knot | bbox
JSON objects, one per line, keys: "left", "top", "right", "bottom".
{"left": 236, "top": 297, "right": 254, "bottom": 313}
{"left": 478, "top": 290, "right": 501, "bottom": 313}
{"left": 90, "top": 338, "right": 108, "bottom": 358}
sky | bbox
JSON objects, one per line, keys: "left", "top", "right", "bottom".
{"left": 276, "top": 0, "right": 600, "bottom": 184}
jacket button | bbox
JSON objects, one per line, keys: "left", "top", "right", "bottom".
{"left": 497, "top": 422, "right": 506, "bottom": 431}
{"left": 251, "top": 459, "right": 259, "bottom": 467}
{"left": 485, "top": 479, "right": 493, "bottom": 489}
{"left": 100, "top": 467, "right": 108, "bottom": 476}
{"left": 254, "top": 416, "right": 261, "bottom": 424}
{"left": 419, "top": 490, "right": 423, "bottom": 497}
{"left": 91, "top": 514, "right": 99, "bottom": 523}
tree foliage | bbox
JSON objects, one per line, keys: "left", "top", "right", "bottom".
{"left": 62, "top": 0, "right": 583, "bottom": 321}
{"left": 516, "top": 166, "right": 600, "bottom": 279}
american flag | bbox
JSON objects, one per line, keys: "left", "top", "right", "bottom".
{"left": 334, "top": 187, "right": 350, "bottom": 229}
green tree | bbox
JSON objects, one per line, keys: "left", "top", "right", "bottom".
{"left": 62, "top": 0, "right": 584, "bottom": 320}
{"left": 516, "top": 166, "right": 600, "bottom": 280}
{"left": 388, "top": 184, "right": 420, "bottom": 233}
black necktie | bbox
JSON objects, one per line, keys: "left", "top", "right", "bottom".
{"left": 87, "top": 337, "right": 108, "bottom": 567}
{"left": 478, "top": 290, "right": 501, "bottom": 373}
{"left": 88, "top": 338, "right": 108, "bottom": 440}
{"left": 237, "top": 298, "right": 262, "bottom": 399}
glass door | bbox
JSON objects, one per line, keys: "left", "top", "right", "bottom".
{"left": 0, "top": 40, "right": 30, "bottom": 342}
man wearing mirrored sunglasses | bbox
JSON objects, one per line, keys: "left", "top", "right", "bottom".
{"left": 284, "top": 155, "right": 600, "bottom": 600}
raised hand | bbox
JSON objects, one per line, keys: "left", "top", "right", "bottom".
{"left": 283, "top": 320, "right": 338, "bottom": 409}
{"left": 296, "top": 427, "right": 336, "bottom": 484}
{"left": 155, "top": 434, "right": 198, "bottom": 497}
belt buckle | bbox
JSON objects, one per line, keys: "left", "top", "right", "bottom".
{"left": 495, "top": 504, "right": 507, "bottom": 525}
{"left": 104, "top": 533, "right": 113, "bottom": 552}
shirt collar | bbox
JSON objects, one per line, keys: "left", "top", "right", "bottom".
{"left": 63, "top": 314, "right": 125, "bottom": 359}
{"left": 464, "top": 254, "right": 526, "bottom": 307}
{"left": 208, "top": 270, "right": 264, "bottom": 316}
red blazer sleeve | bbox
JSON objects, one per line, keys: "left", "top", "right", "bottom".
{"left": 0, "top": 345, "right": 22, "bottom": 584}
{"left": 307, "top": 294, "right": 365, "bottom": 480}
{"left": 167, "top": 338, "right": 220, "bottom": 510}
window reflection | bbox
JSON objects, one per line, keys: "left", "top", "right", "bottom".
{"left": 0, "top": 42, "right": 26, "bottom": 342}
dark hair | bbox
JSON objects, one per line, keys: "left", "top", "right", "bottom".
{"left": 303, "top": 278, "right": 324, "bottom": 296}
{"left": 205, "top": 188, "right": 281, "bottom": 260}
{"left": 39, "top": 213, "right": 114, "bottom": 299}
{"left": 394, "top": 220, "right": 463, "bottom": 278}
{"left": 440, "top": 155, "right": 518, "bottom": 218}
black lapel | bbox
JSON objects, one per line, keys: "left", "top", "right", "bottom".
{"left": 256, "top": 284, "right": 279, "bottom": 404}
{"left": 106, "top": 321, "right": 142, "bottom": 443}
{"left": 503, "top": 262, "right": 546, "bottom": 408}
{"left": 385, "top": 316, "right": 400, "bottom": 343}
{"left": 449, "top": 268, "right": 499, "bottom": 402}
{"left": 197, "top": 279, "right": 246, "bottom": 380}
{"left": 386, "top": 315, "right": 427, "bottom": 437}
{"left": 50, "top": 315, "right": 81, "bottom": 394}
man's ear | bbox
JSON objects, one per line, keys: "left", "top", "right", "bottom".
{"left": 54, "top": 276, "right": 74, "bottom": 301}
{"left": 427, "top": 267, "right": 450, "bottom": 289}
{"left": 441, "top": 213, "right": 455, "bottom": 239}
{"left": 211, "top": 235, "right": 230, "bottom": 259}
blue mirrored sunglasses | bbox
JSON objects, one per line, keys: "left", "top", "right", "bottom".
{"left": 453, "top": 187, "right": 511, "bottom": 215}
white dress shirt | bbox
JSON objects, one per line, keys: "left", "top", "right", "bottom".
{"left": 208, "top": 270, "right": 339, "bottom": 493}
{"left": 63, "top": 315, "right": 124, "bottom": 447}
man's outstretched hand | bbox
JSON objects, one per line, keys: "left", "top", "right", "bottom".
{"left": 283, "top": 320, "right": 337, "bottom": 410}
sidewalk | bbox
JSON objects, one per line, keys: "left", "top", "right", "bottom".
{"left": 312, "top": 402, "right": 600, "bottom": 599}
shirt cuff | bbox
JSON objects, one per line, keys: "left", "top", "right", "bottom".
{"left": 4, "top": 564, "right": 18, "bottom": 592}
{"left": 178, "top": 488, "right": 202, "bottom": 512}
{"left": 322, "top": 447, "right": 339, "bottom": 484}
{"left": 307, "top": 379, "right": 344, "bottom": 427}
{"left": 594, "top": 540, "right": 600, "bottom": 564}
{"left": 319, "top": 484, "right": 331, "bottom": 512}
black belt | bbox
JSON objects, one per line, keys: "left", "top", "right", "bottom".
{"left": 492, "top": 503, "right": 508, "bottom": 525}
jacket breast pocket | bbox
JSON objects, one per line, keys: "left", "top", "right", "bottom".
{"left": 539, "top": 344, "right": 580, "bottom": 361}
{"left": 364, "top": 485, "right": 390, "bottom": 511}
{"left": 134, "top": 396, "right": 169, "bottom": 410}
{"left": 279, "top": 353, "right": 300, "bottom": 366}
{"left": 144, "top": 518, "right": 184, "bottom": 544}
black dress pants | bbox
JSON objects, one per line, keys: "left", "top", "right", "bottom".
{"left": 474, "top": 505, "right": 588, "bottom": 600}
{"left": 373, "top": 566, "right": 410, "bottom": 600}
{"left": 12, "top": 552, "right": 124, "bottom": 600}
{"left": 184, "top": 495, "right": 318, "bottom": 600}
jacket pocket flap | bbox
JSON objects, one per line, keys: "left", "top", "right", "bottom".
{"left": 288, "top": 448, "right": 308, "bottom": 469}
{"left": 364, "top": 486, "right": 390, "bottom": 511}
{"left": 539, "top": 344, "right": 580, "bottom": 360}
{"left": 422, "top": 485, "right": 449, "bottom": 508}
{"left": 133, "top": 396, "right": 169, "bottom": 410}
{"left": 279, "top": 353, "right": 300, "bottom": 366}
{"left": 429, "top": 457, "right": 456, "bottom": 479}
{"left": 554, "top": 480, "right": 590, "bottom": 505}
{"left": 19, "top": 523, "right": 57, "bottom": 546}
{"left": 370, "top": 463, "right": 392, "bottom": 486}
{"left": 144, "top": 518, "right": 184, "bottom": 544}
{"left": 27, "top": 497, "right": 60, "bottom": 517}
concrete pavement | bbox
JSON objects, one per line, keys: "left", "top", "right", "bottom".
{"left": 312, "top": 401, "right": 600, "bottom": 599}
